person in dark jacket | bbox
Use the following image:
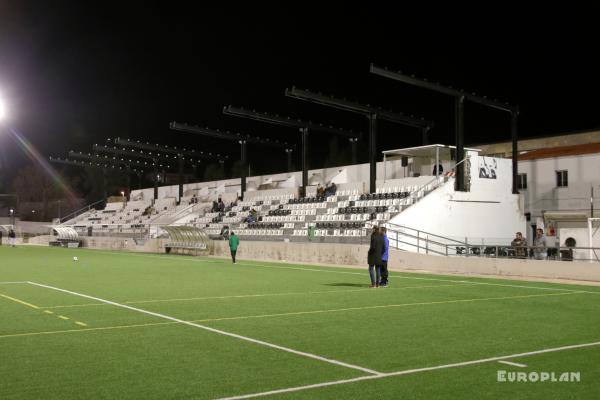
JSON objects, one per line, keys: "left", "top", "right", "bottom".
{"left": 367, "top": 226, "right": 384, "bottom": 287}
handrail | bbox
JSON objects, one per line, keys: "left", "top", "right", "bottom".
{"left": 59, "top": 199, "right": 105, "bottom": 224}
{"left": 385, "top": 222, "right": 467, "bottom": 245}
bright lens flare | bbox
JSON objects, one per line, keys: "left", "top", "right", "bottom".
{"left": 0, "top": 97, "right": 5, "bottom": 120}
{"left": 8, "top": 128, "right": 79, "bottom": 201}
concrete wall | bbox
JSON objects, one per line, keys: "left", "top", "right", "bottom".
{"left": 22, "top": 235, "right": 600, "bottom": 282}
{"left": 388, "top": 154, "right": 527, "bottom": 244}
{"left": 210, "top": 240, "right": 600, "bottom": 283}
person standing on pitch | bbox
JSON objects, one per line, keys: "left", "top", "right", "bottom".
{"left": 8, "top": 229, "right": 16, "bottom": 247}
{"left": 380, "top": 226, "right": 389, "bottom": 287}
{"left": 229, "top": 231, "right": 239, "bottom": 263}
{"left": 367, "top": 226, "right": 384, "bottom": 287}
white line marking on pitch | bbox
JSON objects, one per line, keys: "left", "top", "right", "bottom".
{"left": 26, "top": 281, "right": 380, "bottom": 376}
{"left": 497, "top": 360, "right": 527, "bottom": 368}
{"left": 0, "top": 281, "right": 27, "bottom": 285}
{"left": 215, "top": 340, "right": 600, "bottom": 400}
{"left": 41, "top": 282, "right": 480, "bottom": 309}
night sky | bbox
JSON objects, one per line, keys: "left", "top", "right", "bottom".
{"left": 1, "top": 4, "right": 598, "bottom": 190}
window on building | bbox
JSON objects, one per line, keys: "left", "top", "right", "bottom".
{"left": 556, "top": 170, "right": 568, "bottom": 187}
{"left": 517, "top": 173, "right": 527, "bottom": 190}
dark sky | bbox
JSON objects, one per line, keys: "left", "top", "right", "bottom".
{"left": 1, "top": 4, "right": 598, "bottom": 184}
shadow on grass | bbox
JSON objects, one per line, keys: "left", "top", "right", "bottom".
{"left": 323, "top": 283, "right": 370, "bottom": 288}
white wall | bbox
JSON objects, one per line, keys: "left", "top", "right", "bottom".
{"left": 518, "top": 153, "right": 600, "bottom": 219}
{"left": 389, "top": 154, "right": 526, "bottom": 246}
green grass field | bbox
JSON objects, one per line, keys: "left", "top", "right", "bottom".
{"left": 1, "top": 245, "right": 599, "bottom": 399}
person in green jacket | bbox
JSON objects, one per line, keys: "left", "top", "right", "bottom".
{"left": 228, "top": 232, "right": 240, "bottom": 263}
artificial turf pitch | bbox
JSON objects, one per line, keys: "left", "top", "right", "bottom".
{"left": 1, "top": 245, "right": 599, "bottom": 399}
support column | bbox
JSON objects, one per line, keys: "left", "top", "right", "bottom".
{"left": 422, "top": 126, "right": 430, "bottom": 145}
{"left": 511, "top": 110, "right": 519, "bottom": 194}
{"left": 240, "top": 140, "right": 247, "bottom": 200}
{"left": 102, "top": 168, "right": 108, "bottom": 202}
{"left": 454, "top": 96, "right": 465, "bottom": 192}
{"left": 349, "top": 137, "right": 358, "bottom": 165}
{"left": 300, "top": 128, "right": 309, "bottom": 197}
{"left": 286, "top": 148, "right": 293, "bottom": 172}
{"left": 368, "top": 114, "right": 377, "bottom": 194}
{"left": 178, "top": 155, "right": 184, "bottom": 202}
{"left": 125, "top": 168, "right": 131, "bottom": 201}
{"left": 153, "top": 165, "right": 159, "bottom": 200}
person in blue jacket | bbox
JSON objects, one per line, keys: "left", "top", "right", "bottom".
{"left": 380, "top": 226, "right": 389, "bottom": 287}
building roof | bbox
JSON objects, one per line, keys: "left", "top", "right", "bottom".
{"left": 382, "top": 144, "right": 480, "bottom": 159}
{"left": 474, "top": 129, "right": 600, "bottom": 156}
{"left": 518, "top": 142, "right": 600, "bottom": 161}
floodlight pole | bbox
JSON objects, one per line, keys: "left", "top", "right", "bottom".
{"left": 300, "top": 128, "right": 308, "bottom": 196}
{"left": 370, "top": 64, "right": 519, "bottom": 194}
{"left": 511, "top": 110, "right": 519, "bottom": 195}
{"left": 285, "top": 148, "right": 294, "bottom": 172}
{"left": 349, "top": 138, "right": 358, "bottom": 165}
{"left": 455, "top": 96, "right": 465, "bottom": 191}
{"left": 368, "top": 114, "right": 377, "bottom": 194}
{"left": 240, "top": 140, "right": 247, "bottom": 196}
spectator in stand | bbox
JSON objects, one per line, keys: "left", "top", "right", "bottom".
{"left": 217, "top": 198, "right": 225, "bottom": 212}
{"left": 533, "top": 228, "right": 547, "bottom": 260}
{"left": 511, "top": 232, "right": 527, "bottom": 258}
{"left": 325, "top": 182, "right": 337, "bottom": 197}
{"left": 212, "top": 201, "right": 218, "bottom": 212}
{"left": 0, "top": 229, "right": 3, "bottom": 246}
{"left": 220, "top": 225, "right": 229, "bottom": 240}
{"left": 317, "top": 184, "right": 325, "bottom": 198}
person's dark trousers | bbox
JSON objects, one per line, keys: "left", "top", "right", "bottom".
{"left": 380, "top": 261, "right": 389, "bottom": 285}
{"left": 230, "top": 250, "right": 237, "bottom": 263}
{"left": 376, "top": 265, "right": 382, "bottom": 286}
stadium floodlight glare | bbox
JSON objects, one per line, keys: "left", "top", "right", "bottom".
{"left": 0, "top": 96, "right": 5, "bottom": 120}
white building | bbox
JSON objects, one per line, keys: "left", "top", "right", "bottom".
{"left": 476, "top": 129, "right": 600, "bottom": 255}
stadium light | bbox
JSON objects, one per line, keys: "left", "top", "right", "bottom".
{"left": 0, "top": 96, "right": 5, "bottom": 120}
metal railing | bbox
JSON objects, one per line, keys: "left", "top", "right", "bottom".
{"left": 382, "top": 222, "right": 600, "bottom": 262}
{"left": 59, "top": 199, "right": 106, "bottom": 224}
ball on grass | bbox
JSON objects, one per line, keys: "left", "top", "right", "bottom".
{"left": 73, "top": 256, "right": 78, "bottom": 262}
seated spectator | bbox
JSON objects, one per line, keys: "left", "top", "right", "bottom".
{"left": 432, "top": 164, "right": 443, "bottom": 175}
{"left": 511, "top": 231, "right": 527, "bottom": 258}
{"left": 324, "top": 182, "right": 337, "bottom": 197}
{"left": 317, "top": 184, "right": 325, "bottom": 197}
{"left": 212, "top": 201, "right": 218, "bottom": 212}
{"left": 217, "top": 198, "right": 225, "bottom": 212}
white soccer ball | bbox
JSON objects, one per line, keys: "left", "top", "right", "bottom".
{"left": 73, "top": 256, "right": 78, "bottom": 262}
